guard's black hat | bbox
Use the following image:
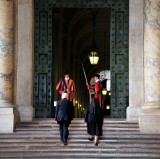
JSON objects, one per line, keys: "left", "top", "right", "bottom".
{"left": 93, "top": 73, "right": 100, "bottom": 78}
{"left": 64, "top": 70, "right": 69, "bottom": 75}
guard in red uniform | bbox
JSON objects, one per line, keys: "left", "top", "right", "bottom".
{"left": 87, "top": 74, "right": 102, "bottom": 108}
{"left": 85, "top": 73, "right": 103, "bottom": 146}
{"left": 56, "top": 71, "right": 76, "bottom": 102}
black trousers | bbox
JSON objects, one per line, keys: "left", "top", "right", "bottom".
{"left": 59, "top": 121, "right": 69, "bottom": 141}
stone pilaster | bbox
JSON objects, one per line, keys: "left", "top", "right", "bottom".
{"left": 15, "top": 0, "right": 34, "bottom": 122}
{"left": 139, "top": 0, "right": 160, "bottom": 133}
{"left": 127, "top": 0, "right": 144, "bottom": 121}
{"left": 0, "top": 0, "right": 14, "bottom": 133}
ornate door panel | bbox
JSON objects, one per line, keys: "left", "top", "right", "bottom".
{"left": 110, "top": 1, "right": 129, "bottom": 118}
{"left": 34, "top": 0, "right": 129, "bottom": 118}
{"left": 34, "top": 1, "right": 54, "bottom": 117}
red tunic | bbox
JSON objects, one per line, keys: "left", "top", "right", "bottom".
{"left": 88, "top": 81, "right": 102, "bottom": 107}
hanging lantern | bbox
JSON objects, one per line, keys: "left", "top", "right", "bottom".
{"left": 102, "top": 88, "right": 107, "bottom": 95}
{"left": 89, "top": 9, "right": 99, "bottom": 65}
{"left": 89, "top": 51, "right": 99, "bottom": 65}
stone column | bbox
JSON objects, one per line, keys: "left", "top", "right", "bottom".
{"left": 0, "top": 0, "right": 14, "bottom": 133}
{"left": 139, "top": 0, "right": 160, "bottom": 133}
{"left": 127, "top": 0, "right": 144, "bottom": 121}
{"left": 15, "top": 0, "right": 34, "bottom": 122}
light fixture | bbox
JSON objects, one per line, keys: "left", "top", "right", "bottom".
{"left": 106, "top": 105, "right": 110, "bottom": 110}
{"left": 89, "top": 51, "right": 99, "bottom": 65}
{"left": 89, "top": 9, "right": 99, "bottom": 65}
{"left": 102, "top": 88, "right": 107, "bottom": 95}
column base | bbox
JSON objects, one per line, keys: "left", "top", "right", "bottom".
{"left": 18, "top": 106, "right": 35, "bottom": 122}
{"left": 13, "top": 106, "right": 20, "bottom": 125}
{"left": 127, "top": 106, "right": 141, "bottom": 122}
{"left": 0, "top": 102, "right": 14, "bottom": 133}
{"left": 139, "top": 108, "right": 160, "bottom": 134}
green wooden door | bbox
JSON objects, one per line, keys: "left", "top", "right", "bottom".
{"left": 34, "top": 1, "right": 54, "bottom": 117}
{"left": 110, "top": 2, "right": 129, "bottom": 118}
{"left": 34, "top": 0, "right": 129, "bottom": 118}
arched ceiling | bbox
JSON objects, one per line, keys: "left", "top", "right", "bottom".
{"left": 56, "top": 8, "right": 110, "bottom": 79}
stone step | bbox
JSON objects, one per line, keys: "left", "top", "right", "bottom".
{"left": 0, "top": 137, "right": 160, "bottom": 148}
{"left": 1, "top": 133, "right": 145, "bottom": 139}
{"left": 1, "top": 134, "right": 159, "bottom": 138}
{"left": 0, "top": 143, "right": 160, "bottom": 150}
{"left": 3, "top": 124, "right": 140, "bottom": 129}
{"left": 14, "top": 128, "right": 139, "bottom": 132}
{"left": 0, "top": 151, "right": 160, "bottom": 158}
{"left": 0, "top": 146, "right": 160, "bottom": 153}
{"left": 17, "top": 118, "right": 138, "bottom": 124}
{"left": 16, "top": 124, "right": 139, "bottom": 129}
{"left": 0, "top": 140, "right": 159, "bottom": 147}
{"left": 18, "top": 119, "right": 138, "bottom": 123}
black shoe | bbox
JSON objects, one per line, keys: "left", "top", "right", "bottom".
{"left": 95, "top": 142, "right": 98, "bottom": 146}
{"left": 88, "top": 137, "right": 94, "bottom": 141}
{"left": 63, "top": 140, "right": 67, "bottom": 145}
